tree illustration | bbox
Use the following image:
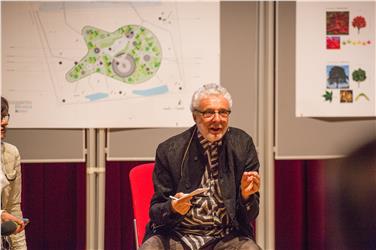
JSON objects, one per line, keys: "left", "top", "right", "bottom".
{"left": 352, "top": 16, "right": 366, "bottom": 34}
{"left": 352, "top": 68, "right": 367, "bottom": 88}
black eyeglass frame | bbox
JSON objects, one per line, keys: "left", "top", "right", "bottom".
{"left": 194, "top": 109, "right": 231, "bottom": 119}
{"left": 1, "top": 114, "right": 10, "bottom": 122}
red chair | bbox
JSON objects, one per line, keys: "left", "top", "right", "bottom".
{"left": 129, "top": 163, "right": 155, "bottom": 249}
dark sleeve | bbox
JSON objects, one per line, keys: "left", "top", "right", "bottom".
{"left": 149, "top": 144, "right": 184, "bottom": 228}
{"left": 237, "top": 135, "right": 260, "bottom": 224}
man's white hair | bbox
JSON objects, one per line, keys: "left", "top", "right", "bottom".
{"left": 190, "top": 83, "right": 232, "bottom": 112}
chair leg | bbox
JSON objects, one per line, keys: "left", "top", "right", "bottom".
{"left": 133, "top": 219, "right": 139, "bottom": 249}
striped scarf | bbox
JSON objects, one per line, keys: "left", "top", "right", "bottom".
{"left": 175, "top": 132, "right": 231, "bottom": 249}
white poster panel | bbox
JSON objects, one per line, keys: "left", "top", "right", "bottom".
{"left": 296, "top": 2, "right": 375, "bottom": 117}
{"left": 2, "top": 1, "right": 220, "bottom": 128}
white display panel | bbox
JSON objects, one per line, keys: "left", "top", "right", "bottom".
{"left": 296, "top": 2, "right": 375, "bottom": 117}
{"left": 2, "top": 1, "right": 219, "bottom": 128}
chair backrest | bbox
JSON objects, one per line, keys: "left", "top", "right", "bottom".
{"left": 129, "top": 163, "right": 155, "bottom": 248}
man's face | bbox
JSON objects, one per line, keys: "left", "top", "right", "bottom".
{"left": 193, "top": 94, "right": 230, "bottom": 142}
{"left": 1, "top": 110, "right": 9, "bottom": 139}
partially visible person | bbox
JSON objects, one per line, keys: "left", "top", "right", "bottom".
{"left": 140, "top": 84, "right": 261, "bottom": 250}
{"left": 1, "top": 97, "right": 27, "bottom": 250}
{"left": 326, "top": 138, "right": 376, "bottom": 249}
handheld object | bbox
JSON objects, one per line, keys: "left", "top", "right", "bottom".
{"left": 22, "top": 218, "right": 30, "bottom": 225}
{"left": 169, "top": 187, "right": 209, "bottom": 201}
{"left": 1, "top": 221, "right": 18, "bottom": 236}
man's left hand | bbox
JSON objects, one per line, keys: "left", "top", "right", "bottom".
{"left": 241, "top": 171, "right": 260, "bottom": 200}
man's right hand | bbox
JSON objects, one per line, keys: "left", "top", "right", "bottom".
{"left": 170, "top": 192, "right": 192, "bottom": 215}
{"left": 1, "top": 211, "right": 26, "bottom": 234}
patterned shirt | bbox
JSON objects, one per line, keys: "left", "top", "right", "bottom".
{"left": 174, "top": 132, "right": 232, "bottom": 249}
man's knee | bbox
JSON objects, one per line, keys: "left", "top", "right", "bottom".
{"left": 139, "top": 235, "right": 186, "bottom": 250}
{"left": 139, "top": 235, "right": 164, "bottom": 250}
{"left": 239, "top": 239, "right": 262, "bottom": 250}
{"left": 214, "top": 236, "right": 261, "bottom": 250}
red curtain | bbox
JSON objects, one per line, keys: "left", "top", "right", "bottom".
{"left": 275, "top": 160, "right": 326, "bottom": 250}
{"left": 20, "top": 160, "right": 327, "bottom": 250}
{"left": 21, "top": 162, "right": 86, "bottom": 250}
{"left": 104, "top": 161, "right": 152, "bottom": 250}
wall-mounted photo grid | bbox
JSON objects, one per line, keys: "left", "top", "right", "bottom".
{"left": 296, "top": 2, "right": 375, "bottom": 117}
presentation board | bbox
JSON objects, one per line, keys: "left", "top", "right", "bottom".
{"left": 2, "top": 1, "right": 219, "bottom": 128}
{"left": 296, "top": 2, "right": 375, "bottom": 117}
{"left": 276, "top": 2, "right": 376, "bottom": 159}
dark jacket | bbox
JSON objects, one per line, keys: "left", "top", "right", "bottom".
{"left": 143, "top": 125, "right": 260, "bottom": 242}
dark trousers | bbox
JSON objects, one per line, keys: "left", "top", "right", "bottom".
{"left": 139, "top": 234, "right": 262, "bottom": 250}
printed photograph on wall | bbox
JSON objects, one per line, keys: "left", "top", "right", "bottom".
{"left": 326, "top": 65, "right": 349, "bottom": 89}
{"left": 326, "top": 11, "right": 349, "bottom": 35}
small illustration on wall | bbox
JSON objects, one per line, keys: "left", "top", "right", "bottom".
{"left": 340, "top": 90, "right": 353, "bottom": 103}
{"left": 352, "top": 16, "right": 367, "bottom": 34}
{"left": 327, "top": 36, "right": 341, "bottom": 49}
{"left": 355, "top": 93, "right": 370, "bottom": 101}
{"left": 352, "top": 68, "right": 367, "bottom": 88}
{"left": 342, "top": 39, "right": 372, "bottom": 46}
{"left": 322, "top": 90, "right": 333, "bottom": 102}
{"left": 327, "top": 65, "right": 349, "bottom": 89}
{"left": 326, "top": 11, "right": 349, "bottom": 35}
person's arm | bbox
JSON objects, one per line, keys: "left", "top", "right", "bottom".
{"left": 5, "top": 146, "right": 27, "bottom": 249}
{"left": 238, "top": 136, "right": 260, "bottom": 223}
{"left": 1, "top": 211, "right": 23, "bottom": 223}
{"left": 148, "top": 144, "right": 185, "bottom": 229}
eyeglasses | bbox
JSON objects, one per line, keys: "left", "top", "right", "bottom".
{"left": 195, "top": 109, "right": 231, "bottom": 119}
{"left": 1, "top": 114, "right": 10, "bottom": 122}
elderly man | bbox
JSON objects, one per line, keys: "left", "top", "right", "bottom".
{"left": 140, "top": 84, "right": 261, "bottom": 250}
